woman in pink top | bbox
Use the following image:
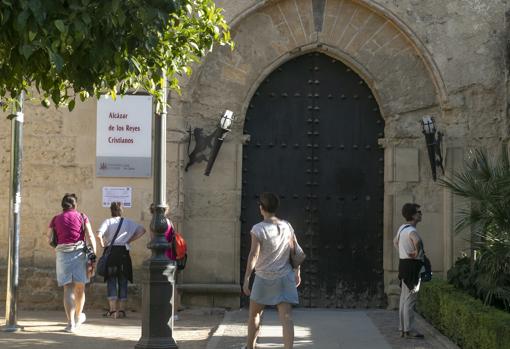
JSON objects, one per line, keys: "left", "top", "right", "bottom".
{"left": 46, "top": 193, "right": 97, "bottom": 333}
{"left": 149, "top": 203, "right": 176, "bottom": 260}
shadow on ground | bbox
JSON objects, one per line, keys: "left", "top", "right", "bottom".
{"left": 0, "top": 309, "right": 223, "bottom": 349}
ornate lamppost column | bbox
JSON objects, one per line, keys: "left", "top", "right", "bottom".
{"left": 3, "top": 92, "right": 24, "bottom": 333}
{"left": 135, "top": 72, "right": 178, "bottom": 349}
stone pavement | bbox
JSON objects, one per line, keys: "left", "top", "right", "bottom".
{"left": 0, "top": 308, "right": 459, "bottom": 349}
{"left": 207, "top": 309, "right": 460, "bottom": 349}
{"left": 0, "top": 308, "right": 223, "bottom": 349}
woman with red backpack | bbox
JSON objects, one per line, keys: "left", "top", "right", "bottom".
{"left": 149, "top": 204, "right": 187, "bottom": 268}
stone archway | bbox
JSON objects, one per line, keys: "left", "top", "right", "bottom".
{"left": 177, "top": 0, "right": 447, "bottom": 306}
{"left": 184, "top": 0, "right": 446, "bottom": 122}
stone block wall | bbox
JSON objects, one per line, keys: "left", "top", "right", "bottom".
{"left": 0, "top": 0, "right": 509, "bottom": 309}
{"left": 0, "top": 266, "right": 141, "bottom": 311}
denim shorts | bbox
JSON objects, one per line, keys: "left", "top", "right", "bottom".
{"left": 250, "top": 270, "right": 299, "bottom": 305}
{"left": 56, "top": 249, "right": 88, "bottom": 286}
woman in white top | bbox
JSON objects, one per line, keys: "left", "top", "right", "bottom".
{"left": 242, "top": 192, "right": 301, "bottom": 349}
{"left": 393, "top": 203, "right": 425, "bottom": 339}
{"left": 97, "top": 202, "right": 146, "bottom": 318}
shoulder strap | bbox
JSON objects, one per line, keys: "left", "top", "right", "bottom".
{"left": 80, "top": 213, "right": 86, "bottom": 242}
{"left": 395, "top": 224, "right": 412, "bottom": 245}
{"left": 109, "top": 218, "right": 124, "bottom": 247}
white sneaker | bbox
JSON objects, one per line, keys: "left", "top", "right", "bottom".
{"left": 76, "top": 313, "right": 86, "bottom": 327}
{"left": 64, "top": 323, "right": 76, "bottom": 333}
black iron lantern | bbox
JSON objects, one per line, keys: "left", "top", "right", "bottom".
{"left": 204, "top": 110, "right": 234, "bottom": 176}
{"left": 421, "top": 116, "right": 444, "bottom": 181}
{"left": 184, "top": 110, "right": 235, "bottom": 175}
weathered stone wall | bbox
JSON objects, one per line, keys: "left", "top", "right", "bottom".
{"left": 0, "top": 99, "right": 155, "bottom": 310}
{"left": 172, "top": 0, "right": 509, "bottom": 307}
{"left": 0, "top": 0, "right": 508, "bottom": 309}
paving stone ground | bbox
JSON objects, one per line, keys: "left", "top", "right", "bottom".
{"left": 207, "top": 308, "right": 460, "bottom": 349}
{"left": 1, "top": 308, "right": 459, "bottom": 349}
{"left": 0, "top": 308, "right": 223, "bottom": 349}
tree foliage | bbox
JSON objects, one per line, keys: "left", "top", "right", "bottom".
{"left": 0, "top": 0, "right": 233, "bottom": 111}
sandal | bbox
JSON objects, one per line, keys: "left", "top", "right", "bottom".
{"left": 103, "top": 310, "right": 116, "bottom": 318}
{"left": 117, "top": 310, "right": 126, "bottom": 318}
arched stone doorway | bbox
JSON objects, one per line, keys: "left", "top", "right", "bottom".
{"left": 175, "top": 0, "right": 447, "bottom": 309}
{"left": 240, "top": 52, "right": 385, "bottom": 307}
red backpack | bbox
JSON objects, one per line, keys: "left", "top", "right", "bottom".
{"left": 171, "top": 232, "right": 187, "bottom": 270}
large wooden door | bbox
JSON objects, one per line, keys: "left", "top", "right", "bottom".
{"left": 241, "top": 53, "right": 385, "bottom": 307}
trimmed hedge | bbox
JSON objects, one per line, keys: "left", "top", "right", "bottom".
{"left": 417, "top": 279, "right": 510, "bottom": 349}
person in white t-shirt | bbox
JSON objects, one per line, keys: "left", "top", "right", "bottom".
{"left": 242, "top": 192, "right": 301, "bottom": 349}
{"left": 393, "top": 203, "right": 425, "bottom": 339}
{"left": 96, "top": 202, "right": 146, "bottom": 318}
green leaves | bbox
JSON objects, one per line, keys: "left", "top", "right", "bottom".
{"left": 68, "top": 99, "right": 75, "bottom": 111}
{"left": 441, "top": 145, "right": 510, "bottom": 310}
{"left": 15, "top": 10, "right": 29, "bottom": 32}
{"left": 54, "top": 19, "right": 66, "bottom": 33}
{"left": 47, "top": 49, "right": 64, "bottom": 72}
{"left": 20, "top": 44, "right": 35, "bottom": 59}
{"left": 0, "top": 0, "right": 233, "bottom": 110}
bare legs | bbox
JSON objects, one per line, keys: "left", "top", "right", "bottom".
{"left": 63, "top": 284, "right": 76, "bottom": 327}
{"left": 277, "top": 302, "right": 294, "bottom": 349}
{"left": 74, "top": 283, "right": 85, "bottom": 320}
{"left": 246, "top": 301, "right": 294, "bottom": 349}
{"left": 247, "top": 301, "right": 265, "bottom": 349}
{"left": 63, "top": 282, "right": 85, "bottom": 330}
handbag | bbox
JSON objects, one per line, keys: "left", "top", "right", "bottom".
{"left": 421, "top": 254, "right": 432, "bottom": 282}
{"left": 283, "top": 222, "right": 305, "bottom": 269}
{"left": 276, "top": 221, "right": 306, "bottom": 268}
{"left": 78, "top": 213, "right": 96, "bottom": 261}
{"left": 49, "top": 228, "right": 58, "bottom": 248}
{"left": 97, "top": 218, "right": 124, "bottom": 277}
{"left": 290, "top": 232, "right": 306, "bottom": 268}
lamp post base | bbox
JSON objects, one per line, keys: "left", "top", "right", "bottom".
{"left": 135, "top": 337, "right": 177, "bottom": 349}
{"left": 135, "top": 258, "right": 178, "bottom": 349}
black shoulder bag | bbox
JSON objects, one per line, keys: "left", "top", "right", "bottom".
{"left": 80, "top": 213, "right": 96, "bottom": 262}
{"left": 97, "top": 218, "right": 124, "bottom": 277}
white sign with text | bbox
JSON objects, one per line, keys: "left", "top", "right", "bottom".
{"left": 96, "top": 95, "right": 152, "bottom": 177}
{"left": 102, "top": 187, "right": 132, "bottom": 208}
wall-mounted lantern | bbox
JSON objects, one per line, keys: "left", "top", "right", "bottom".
{"left": 421, "top": 116, "right": 444, "bottom": 181}
{"left": 204, "top": 110, "right": 234, "bottom": 176}
{"left": 185, "top": 110, "right": 235, "bottom": 176}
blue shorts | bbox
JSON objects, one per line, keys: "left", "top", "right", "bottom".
{"left": 250, "top": 270, "right": 299, "bottom": 306}
{"left": 56, "top": 249, "right": 88, "bottom": 286}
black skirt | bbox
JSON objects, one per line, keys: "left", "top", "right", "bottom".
{"left": 105, "top": 245, "right": 133, "bottom": 283}
{"left": 398, "top": 258, "right": 422, "bottom": 290}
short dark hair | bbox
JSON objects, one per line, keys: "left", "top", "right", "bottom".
{"left": 61, "top": 193, "right": 77, "bottom": 210}
{"left": 110, "top": 201, "right": 123, "bottom": 217}
{"left": 402, "top": 203, "right": 420, "bottom": 221}
{"left": 259, "top": 192, "right": 280, "bottom": 213}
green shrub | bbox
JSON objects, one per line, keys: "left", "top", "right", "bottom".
{"left": 439, "top": 147, "right": 510, "bottom": 310}
{"left": 417, "top": 279, "right": 510, "bottom": 349}
{"left": 447, "top": 257, "right": 476, "bottom": 294}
